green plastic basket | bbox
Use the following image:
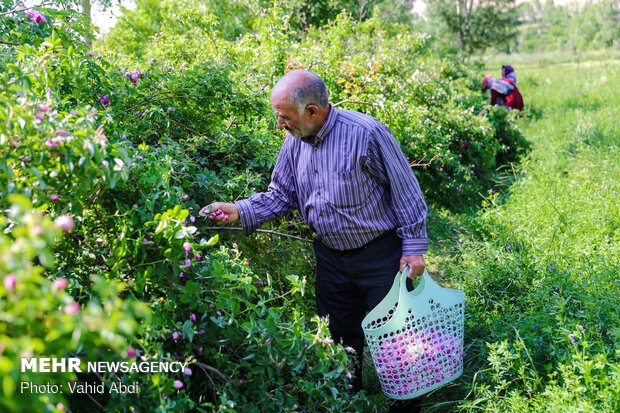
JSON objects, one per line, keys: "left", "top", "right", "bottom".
{"left": 361, "top": 267, "right": 465, "bottom": 400}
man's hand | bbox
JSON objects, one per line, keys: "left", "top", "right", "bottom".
{"left": 399, "top": 255, "right": 425, "bottom": 278}
{"left": 199, "top": 202, "right": 240, "bottom": 225}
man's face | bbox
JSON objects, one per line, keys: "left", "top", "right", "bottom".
{"left": 271, "top": 93, "right": 314, "bottom": 139}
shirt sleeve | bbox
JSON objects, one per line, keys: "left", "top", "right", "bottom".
{"left": 234, "top": 137, "right": 299, "bottom": 236}
{"left": 364, "top": 123, "right": 428, "bottom": 255}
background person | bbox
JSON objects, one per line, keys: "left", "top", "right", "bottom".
{"left": 502, "top": 64, "right": 517, "bottom": 84}
{"left": 201, "top": 69, "right": 428, "bottom": 412}
{"left": 483, "top": 65, "right": 524, "bottom": 110}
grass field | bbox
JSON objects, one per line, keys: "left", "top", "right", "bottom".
{"left": 402, "top": 58, "right": 620, "bottom": 412}
{"left": 480, "top": 48, "right": 620, "bottom": 71}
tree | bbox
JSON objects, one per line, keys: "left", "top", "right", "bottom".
{"left": 80, "top": 0, "right": 125, "bottom": 45}
{"left": 428, "top": 0, "right": 519, "bottom": 55}
{"left": 82, "top": 0, "right": 93, "bottom": 45}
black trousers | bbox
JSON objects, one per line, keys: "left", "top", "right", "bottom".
{"left": 314, "top": 230, "right": 421, "bottom": 412}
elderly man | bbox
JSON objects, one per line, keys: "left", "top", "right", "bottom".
{"left": 202, "top": 70, "right": 427, "bottom": 410}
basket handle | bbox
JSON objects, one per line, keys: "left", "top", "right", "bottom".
{"left": 398, "top": 267, "right": 444, "bottom": 303}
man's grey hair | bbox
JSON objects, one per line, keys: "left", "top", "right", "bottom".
{"left": 289, "top": 74, "right": 329, "bottom": 114}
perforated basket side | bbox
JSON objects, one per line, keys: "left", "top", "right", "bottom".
{"left": 367, "top": 299, "right": 465, "bottom": 399}
{"left": 362, "top": 295, "right": 400, "bottom": 331}
{"left": 362, "top": 269, "right": 466, "bottom": 400}
{"left": 362, "top": 267, "right": 405, "bottom": 332}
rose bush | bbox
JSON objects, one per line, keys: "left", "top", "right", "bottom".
{"left": 101, "top": 4, "right": 527, "bottom": 208}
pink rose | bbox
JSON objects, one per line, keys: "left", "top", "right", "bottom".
{"left": 26, "top": 10, "right": 47, "bottom": 24}
{"left": 53, "top": 216, "right": 74, "bottom": 232}
{"left": 65, "top": 303, "right": 81, "bottom": 315}
{"left": 4, "top": 274, "right": 16, "bottom": 290}
{"left": 52, "top": 278, "right": 68, "bottom": 290}
{"left": 45, "top": 139, "right": 58, "bottom": 148}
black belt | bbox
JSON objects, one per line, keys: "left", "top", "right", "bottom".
{"left": 316, "top": 229, "right": 398, "bottom": 256}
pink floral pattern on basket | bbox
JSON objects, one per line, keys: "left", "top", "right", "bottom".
{"left": 376, "top": 327, "right": 464, "bottom": 397}
{"left": 366, "top": 299, "right": 465, "bottom": 398}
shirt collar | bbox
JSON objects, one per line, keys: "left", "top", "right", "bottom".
{"left": 316, "top": 104, "right": 337, "bottom": 141}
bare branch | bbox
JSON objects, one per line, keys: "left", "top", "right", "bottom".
{"left": 193, "top": 361, "right": 239, "bottom": 385}
{"left": 168, "top": 119, "right": 218, "bottom": 144}
{"left": 85, "top": 392, "right": 103, "bottom": 409}
{"left": 194, "top": 361, "right": 218, "bottom": 400}
{"left": 0, "top": 3, "right": 55, "bottom": 17}
{"left": 308, "top": 61, "right": 323, "bottom": 70}
{"left": 203, "top": 226, "right": 313, "bottom": 243}
{"left": 268, "top": 383, "right": 295, "bottom": 394}
{"left": 332, "top": 99, "right": 374, "bottom": 108}
{"left": 226, "top": 116, "right": 237, "bottom": 130}
{"left": 124, "top": 95, "right": 200, "bottom": 113}
{"left": 409, "top": 154, "right": 439, "bottom": 168}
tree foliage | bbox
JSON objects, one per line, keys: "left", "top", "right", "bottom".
{"left": 516, "top": 0, "right": 620, "bottom": 53}
{"left": 427, "top": 0, "right": 519, "bottom": 55}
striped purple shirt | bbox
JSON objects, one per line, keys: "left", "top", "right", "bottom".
{"left": 235, "top": 105, "right": 428, "bottom": 255}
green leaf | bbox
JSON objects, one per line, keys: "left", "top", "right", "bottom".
{"left": 29, "top": 167, "right": 45, "bottom": 189}
{"left": 175, "top": 226, "right": 196, "bottom": 239}
{"left": 175, "top": 228, "right": 188, "bottom": 239}
{"left": 38, "top": 249, "right": 54, "bottom": 268}
{"left": 155, "top": 219, "right": 167, "bottom": 234}
{"left": 6, "top": 194, "right": 32, "bottom": 210}
{"left": 330, "top": 387, "right": 338, "bottom": 399}
{"left": 185, "top": 281, "right": 200, "bottom": 295}
{"left": 200, "top": 234, "right": 219, "bottom": 246}
{"left": 182, "top": 320, "right": 194, "bottom": 343}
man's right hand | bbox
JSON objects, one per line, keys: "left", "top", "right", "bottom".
{"left": 199, "top": 202, "right": 240, "bottom": 225}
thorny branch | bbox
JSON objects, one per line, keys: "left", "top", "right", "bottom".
{"left": 410, "top": 154, "right": 439, "bottom": 168}
{"left": 203, "top": 226, "right": 313, "bottom": 243}
{"left": 0, "top": 3, "right": 54, "bottom": 17}
{"left": 332, "top": 99, "right": 374, "bottom": 107}
{"left": 168, "top": 119, "right": 218, "bottom": 144}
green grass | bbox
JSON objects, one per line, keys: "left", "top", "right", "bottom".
{"left": 416, "top": 59, "right": 620, "bottom": 412}
{"left": 479, "top": 48, "right": 620, "bottom": 71}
